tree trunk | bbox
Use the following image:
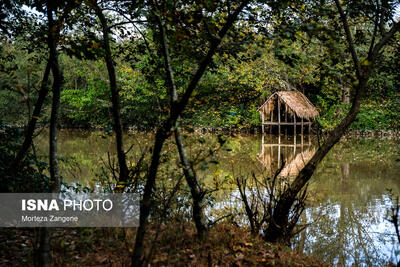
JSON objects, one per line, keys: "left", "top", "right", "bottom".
{"left": 131, "top": 2, "right": 249, "bottom": 266}
{"left": 264, "top": 79, "right": 366, "bottom": 243}
{"left": 131, "top": 126, "right": 169, "bottom": 266}
{"left": 264, "top": 0, "right": 400, "bottom": 243}
{"left": 48, "top": 11, "right": 62, "bottom": 193}
{"left": 36, "top": 228, "right": 51, "bottom": 267}
{"left": 36, "top": 4, "right": 64, "bottom": 266}
{"left": 93, "top": 4, "right": 128, "bottom": 183}
{"left": 174, "top": 124, "right": 208, "bottom": 240}
{"left": 11, "top": 61, "right": 51, "bottom": 169}
{"left": 156, "top": 15, "right": 208, "bottom": 240}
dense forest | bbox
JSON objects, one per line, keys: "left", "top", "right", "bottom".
{"left": 1, "top": 1, "right": 399, "bottom": 130}
{"left": 0, "top": 0, "right": 399, "bottom": 266}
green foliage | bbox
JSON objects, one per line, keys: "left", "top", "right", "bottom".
{"left": 117, "top": 57, "right": 168, "bottom": 127}
{"left": 61, "top": 79, "right": 111, "bottom": 126}
{"left": 60, "top": 56, "right": 111, "bottom": 126}
{"left": 1, "top": 34, "right": 399, "bottom": 130}
{"left": 0, "top": 122, "right": 49, "bottom": 192}
{"left": 351, "top": 98, "right": 400, "bottom": 130}
{"left": 318, "top": 97, "right": 400, "bottom": 131}
{"left": 317, "top": 102, "right": 349, "bottom": 130}
{"left": 0, "top": 2, "right": 399, "bottom": 131}
{"left": 0, "top": 40, "right": 48, "bottom": 125}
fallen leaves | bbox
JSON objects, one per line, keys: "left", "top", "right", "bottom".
{"left": 0, "top": 223, "right": 328, "bottom": 267}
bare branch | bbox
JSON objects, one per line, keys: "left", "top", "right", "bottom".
{"left": 108, "top": 20, "right": 148, "bottom": 30}
{"left": 368, "top": 1, "right": 380, "bottom": 58}
{"left": 370, "top": 20, "right": 400, "bottom": 61}
{"left": 156, "top": 14, "right": 178, "bottom": 104}
{"left": 334, "top": 0, "right": 361, "bottom": 79}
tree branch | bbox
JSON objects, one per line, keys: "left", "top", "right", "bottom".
{"left": 171, "top": 0, "right": 250, "bottom": 120}
{"left": 108, "top": 20, "right": 148, "bottom": 30}
{"left": 132, "top": 1, "right": 250, "bottom": 264}
{"left": 370, "top": 20, "right": 400, "bottom": 61}
{"left": 368, "top": 1, "right": 380, "bottom": 59}
{"left": 334, "top": 0, "right": 361, "bottom": 79}
{"left": 156, "top": 14, "right": 178, "bottom": 104}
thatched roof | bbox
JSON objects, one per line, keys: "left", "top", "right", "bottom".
{"left": 258, "top": 91, "right": 319, "bottom": 120}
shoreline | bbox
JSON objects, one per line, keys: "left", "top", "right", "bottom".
{"left": 5, "top": 123, "right": 400, "bottom": 138}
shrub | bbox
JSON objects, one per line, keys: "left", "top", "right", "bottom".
{"left": 0, "top": 122, "right": 49, "bottom": 192}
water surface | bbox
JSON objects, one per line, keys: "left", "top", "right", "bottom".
{"left": 35, "top": 130, "right": 400, "bottom": 266}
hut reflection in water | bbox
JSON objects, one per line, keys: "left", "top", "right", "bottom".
{"left": 257, "top": 134, "right": 316, "bottom": 177}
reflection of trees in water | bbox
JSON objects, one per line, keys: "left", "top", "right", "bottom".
{"left": 255, "top": 135, "right": 400, "bottom": 265}
{"left": 293, "top": 162, "right": 393, "bottom": 266}
{"left": 297, "top": 201, "right": 390, "bottom": 266}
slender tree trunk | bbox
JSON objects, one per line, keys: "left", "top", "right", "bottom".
{"left": 93, "top": 3, "right": 128, "bottom": 183}
{"left": 131, "top": 126, "right": 169, "bottom": 266}
{"left": 11, "top": 61, "right": 51, "bottom": 169}
{"left": 36, "top": 228, "right": 51, "bottom": 267}
{"left": 47, "top": 11, "right": 62, "bottom": 193}
{"left": 174, "top": 124, "right": 208, "bottom": 240}
{"left": 156, "top": 15, "right": 208, "bottom": 240}
{"left": 11, "top": 0, "right": 76, "bottom": 172}
{"left": 131, "top": 3, "right": 249, "bottom": 266}
{"left": 36, "top": 4, "right": 64, "bottom": 266}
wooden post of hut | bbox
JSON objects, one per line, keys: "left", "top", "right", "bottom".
{"left": 278, "top": 134, "right": 281, "bottom": 168}
{"left": 278, "top": 98, "right": 281, "bottom": 134}
{"left": 294, "top": 133, "right": 296, "bottom": 155}
{"left": 257, "top": 91, "right": 319, "bottom": 136}
{"left": 261, "top": 134, "right": 264, "bottom": 155}
{"left": 270, "top": 104, "right": 273, "bottom": 134}
{"left": 261, "top": 108, "right": 264, "bottom": 134}
{"left": 285, "top": 105, "right": 288, "bottom": 135}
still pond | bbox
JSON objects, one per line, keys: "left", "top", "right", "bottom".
{"left": 35, "top": 130, "right": 400, "bottom": 266}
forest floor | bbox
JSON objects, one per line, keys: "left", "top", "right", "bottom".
{"left": 0, "top": 223, "right": 328, "bottom": 266}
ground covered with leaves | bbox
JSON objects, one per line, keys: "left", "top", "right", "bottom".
{"left": 0, "top": 223, "right": 328, "bottom": 266}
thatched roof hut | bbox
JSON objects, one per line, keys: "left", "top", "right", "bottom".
{"left": 258, "top": 91, "right": 319, "bottom": 134}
